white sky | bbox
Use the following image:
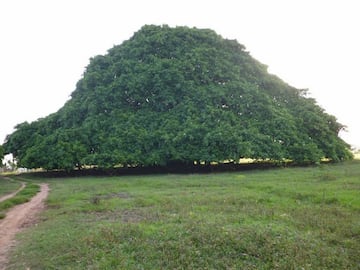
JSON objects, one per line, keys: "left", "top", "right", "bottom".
{"left": 1, "top": 0, "right": 359, "bottom": 149}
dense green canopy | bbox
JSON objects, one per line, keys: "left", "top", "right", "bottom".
{"left": 3, "top": 25, "right": 352, "bottom": 170}
{"left": 0, "top": 145, "right": 3, "bottom": 165}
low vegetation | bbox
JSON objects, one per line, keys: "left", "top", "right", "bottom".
{"left": 7, "top": 160, "right": 360, "bottom": 269}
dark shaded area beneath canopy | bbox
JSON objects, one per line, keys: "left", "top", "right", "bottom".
{"left": 23, "top": 160, "right": 328, "bottom": 178}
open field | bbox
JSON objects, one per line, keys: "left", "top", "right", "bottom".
{"left": 6, "top": 160, "right": 360, "bottom": 269}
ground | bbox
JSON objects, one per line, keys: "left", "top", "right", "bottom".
{"left": 0, "top": 183, "right": 49, "bottom": 269}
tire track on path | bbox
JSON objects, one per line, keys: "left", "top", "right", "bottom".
{"left": 0, "top": 183, "right": 49, "bottom": 270}
{"left": 0, "top": 180, "right": 26, "bottom": 203}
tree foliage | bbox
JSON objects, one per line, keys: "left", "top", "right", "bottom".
{"left": 0, "top": 144, "right": 4, "bottom": 164}
{"left": 2, "top": 25, "right": 353, "bottom": 170}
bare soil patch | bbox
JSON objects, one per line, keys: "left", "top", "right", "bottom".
{"left": 0, "top": 183, "right": 49, "bottom": 270}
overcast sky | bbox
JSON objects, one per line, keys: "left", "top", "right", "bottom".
{"left": 1, "top": 0, "right": 359, "bottom": 149}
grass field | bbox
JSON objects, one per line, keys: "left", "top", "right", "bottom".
{"left": 7, "top": 160, "right": 360, "bottom": 269}
{"left": 0, "top": 176, "right": 21, "bottom": 197}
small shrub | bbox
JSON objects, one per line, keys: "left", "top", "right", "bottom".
{"left": 90, "top": 196, "right": 101, "bottom": 205}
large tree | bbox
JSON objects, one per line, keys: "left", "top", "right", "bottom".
{"left": 2, "top": 25, "right": 353, "bottom": 170}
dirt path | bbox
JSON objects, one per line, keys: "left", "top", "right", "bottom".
{"left": 0, "top": 182, "right": 26, "bottom": 203}
{"left": 0, "top": 183, "right": 49, "bottom": 270}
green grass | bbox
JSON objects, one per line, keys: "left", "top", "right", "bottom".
{"left": 7, "top": 161, "right": 360, "bottom": 269}
{"left": 0, "top": 176, "right": 21, "bottom": 197}
{"left": 0, "top": 182, "right": 40, "bottom": 219}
